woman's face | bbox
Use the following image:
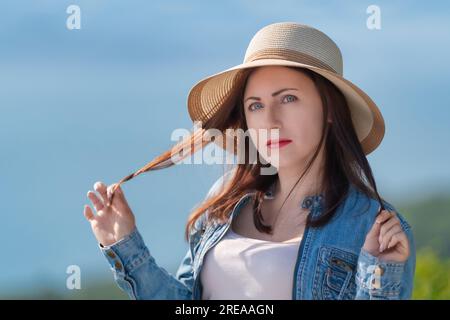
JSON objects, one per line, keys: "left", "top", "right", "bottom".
{"left": 243, "top": 66, "right": 325, "bottom": 170}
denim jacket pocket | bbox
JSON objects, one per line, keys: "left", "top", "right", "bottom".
{"left": 313, "top": 245, "right": 358, "bottom": 300}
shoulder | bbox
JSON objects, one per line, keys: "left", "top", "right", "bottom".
{"left": 343, "top": 184, "right": 412, "bottom": 233}
{"left": 204, "top": 167, "right": 237, "bottom": 200}
{"left": 193, "top": 167, "right": 237, "bottom": 232}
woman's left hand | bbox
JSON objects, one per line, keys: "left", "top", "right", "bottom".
{"left": 362, "top": 209, "right": 410, "bottom": 263}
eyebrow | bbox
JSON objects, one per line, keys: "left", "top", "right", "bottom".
{"left": 244, "top": 88, "right": 299, "bottom": 103}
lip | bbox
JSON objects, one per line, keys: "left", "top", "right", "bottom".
{"left": 267, "top": 139, "right": 292, "bottom": 149}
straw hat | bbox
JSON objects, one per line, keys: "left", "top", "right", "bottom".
{"left": 187, "top": 22, "right": 384, "bottom": 155}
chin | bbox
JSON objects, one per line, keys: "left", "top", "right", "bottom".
{"left": 270, "top": 153, "right": 308, "bottom": 170}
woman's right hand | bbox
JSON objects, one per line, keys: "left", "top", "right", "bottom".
{"left": 83, "top": 181, "right": 136, "bottom": 247}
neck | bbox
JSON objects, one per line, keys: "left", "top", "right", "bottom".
{"left": 274, "top": 149, "right": 325, "bottom": 210}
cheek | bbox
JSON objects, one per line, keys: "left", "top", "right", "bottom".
{"left": 288, "top": 107, "right": 323, "bottom": 148}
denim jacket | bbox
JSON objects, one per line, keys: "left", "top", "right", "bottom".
{"left": 98, "top": 171, "right": 416, "bottom": 300}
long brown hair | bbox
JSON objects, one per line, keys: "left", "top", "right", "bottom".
{"left": 107, "top": 66, "right": 385, "bottom": 242}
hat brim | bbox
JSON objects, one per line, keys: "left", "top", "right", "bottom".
{"left": 187, "top": 59, "right": 384, "bottom": 156}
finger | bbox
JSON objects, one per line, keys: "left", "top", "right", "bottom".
{"left": 107, "top": 183, "right": 125, "bottom": 206}
{"left": 87, "top": 190, "right": 105, "bottom": 212}
{"left": 376, "top": 210, "right": 395, "bottom": 224}
{"left": 379, "top": 216, "right": 400, "bottom": 243}
{"left": 94, "top": 181, "right": 108, "bottom": 204}
{"left": 106, "top": 184, "right": 115, "bottom": 206}
{"left": 84, "top": 205, "right": 95, "bottom": 221}
{"left": 367, "top": 208, "right": 389, "bottom": 238}
{"left": 387, "top": 231, "right": 408, "bottom": 250}
{"left": 386, "top": 233, "right": 400, "bottom": 250}
{"left": 379, "top": 225, "right": 403, "bottom": 252}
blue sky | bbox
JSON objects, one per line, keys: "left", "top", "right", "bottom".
{"left": 1, "top": 1, "right": 449, "bottom": 296}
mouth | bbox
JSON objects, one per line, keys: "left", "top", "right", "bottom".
{"left": 266, "top": 139, "right": 293, "bottom": 149}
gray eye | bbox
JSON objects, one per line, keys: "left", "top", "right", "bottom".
{"left": 249, "top": 102, "right": 263, "bottom": 111}
{"left": 283, "top": 95, "right": 297, "bottom": 103}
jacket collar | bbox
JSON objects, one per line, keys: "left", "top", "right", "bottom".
{"left": 224, "top": 183, "right": 359, "bottom": 227}
{"left": 263, "top": 180, "right": 324, "bottom": 213}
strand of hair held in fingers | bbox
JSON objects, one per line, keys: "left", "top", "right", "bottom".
{"left": 107, "top": 128, "right": 210, "bottom": 206}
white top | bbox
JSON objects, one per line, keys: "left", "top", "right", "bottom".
{"left": 200, "top": 226, "right": 302, "bottom": 300}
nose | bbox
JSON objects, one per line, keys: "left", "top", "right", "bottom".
{"left": 262, "top": 105, "right": 282, "bottom": 144}
{"left": 265, "top": 104, "right": 282, "bottom": 130}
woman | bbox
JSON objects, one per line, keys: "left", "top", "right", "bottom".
{"left": 83, "top": 22, "right": 415, "bottom": 300}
